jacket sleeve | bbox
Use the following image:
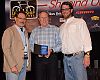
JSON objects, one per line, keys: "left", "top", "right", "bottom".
{"left": 2, "top": 29, "right": 17, "bottom": 68}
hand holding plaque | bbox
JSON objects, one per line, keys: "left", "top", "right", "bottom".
{"left": 34, "top": 44, "right": 48, "bottom": 55}
{"left": 40, "top": 45, "right": 48, "bottom": 55}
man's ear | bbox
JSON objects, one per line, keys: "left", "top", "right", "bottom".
{"left": 38, "top": 18, "right": 40, "bottom": 22}
{"left": 14, "top": 17, "right": 17, "bottom": 21}
{"left": 71, "top": 9, "right": 73, "bottom": 13}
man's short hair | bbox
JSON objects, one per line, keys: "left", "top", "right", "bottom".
{"left": 14, "top": 10, "right": 26, "bottom": 17}
{"left": 61, "top": 1, "right": 73, "bottom": 10}
{"left": 38, "top": 11, "right": 49, "bottom": 18}
{"left": 61, "top": 1, "right": 74, "bottom": 16}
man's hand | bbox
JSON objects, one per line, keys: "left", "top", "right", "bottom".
{"left": 83, "top": 54, "right": 90, "bottom": 68}
{"left": 11, "top": 66, "right": 18, "bottom": 74}
{"left": 45, "top": 49, "right": 53, "bottom": 58}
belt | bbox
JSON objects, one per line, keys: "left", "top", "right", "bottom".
{"left": 64, "top": 54, "right": 74, "bottom": 57}
{"left": 64, "top": 51, "right": 82, "bottom": 57}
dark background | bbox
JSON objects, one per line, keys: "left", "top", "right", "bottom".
{"left": 0, "top": 0, "right": 100, "bottom": 80}
{"left": 0, "top": 0, "right": 6, "bottom": 80}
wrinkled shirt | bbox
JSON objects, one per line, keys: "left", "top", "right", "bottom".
{"left": 29, "top": 24, "right": 61, "bottom": 52}
{"left": 60, "top": 17, "right": 92, "bottom": 54}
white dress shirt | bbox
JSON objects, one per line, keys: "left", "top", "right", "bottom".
{"left": 60, "top": 17, "right": 92, "bottom": 54}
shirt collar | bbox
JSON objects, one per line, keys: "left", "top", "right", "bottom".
{"left": 65, "top": 16, "right": 74, "bottom": 23}
{"left": 39, "top": 24, "right": 50, "bottom": 29}
{"left": 14, "top": 24, "right": 25, "bottom": 32}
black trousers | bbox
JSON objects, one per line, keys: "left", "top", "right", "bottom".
{"left": 31, "top": 54, "right": 58, "bottom": 80}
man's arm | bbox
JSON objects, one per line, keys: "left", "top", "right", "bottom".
{"left": 2, "top": 29, "right": 17, "bottom": 68}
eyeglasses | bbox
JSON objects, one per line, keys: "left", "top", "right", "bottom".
{"left": 17, "top": 17, "right": 26, "bottom": 20}
{"left": 61, "top": 8, "right": 70, "bottom": 11}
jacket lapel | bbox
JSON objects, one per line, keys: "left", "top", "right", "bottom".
{"left": 12, "top": 26, "right": 24, "bottom": 47}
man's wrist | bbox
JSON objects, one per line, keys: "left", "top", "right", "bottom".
{"left": 51, "top": 49, "right": 54, "bottom": 53}
{"left": 85, "top": 52, "right": 90, "bottom": 57}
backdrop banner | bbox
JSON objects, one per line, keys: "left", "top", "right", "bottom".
{"left": 5, "top": 0, "right": 100, "bottom": 32}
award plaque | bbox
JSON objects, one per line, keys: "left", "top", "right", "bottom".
{"left": 40, "top": 45, "right": 48, "bottom": 55}
{"left": 34, "top": 44, "right": 48, "bottom": 55}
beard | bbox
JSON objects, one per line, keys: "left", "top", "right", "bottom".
{"left": 63, "top": 13, "right": 72, "bottom": 19}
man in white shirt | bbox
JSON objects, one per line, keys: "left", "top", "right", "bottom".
{"left": 60, "top": 2, "right": 92, "bottom": 80}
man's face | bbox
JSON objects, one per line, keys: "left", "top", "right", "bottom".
{"left": 61, "top": 5, "right": 73, "bottom": 19}
{"left": 15, "top": 13, "right": 26, "bottom": 27}
{"left": 25, "top": 19, "right": 39, "bottom": 32}
{"left": 38, "top": 12, "right": 49, "bottom": 27}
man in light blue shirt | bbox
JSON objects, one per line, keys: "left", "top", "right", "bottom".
{"left": 29, "top": 11, "right": 61, "bottom": 80}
